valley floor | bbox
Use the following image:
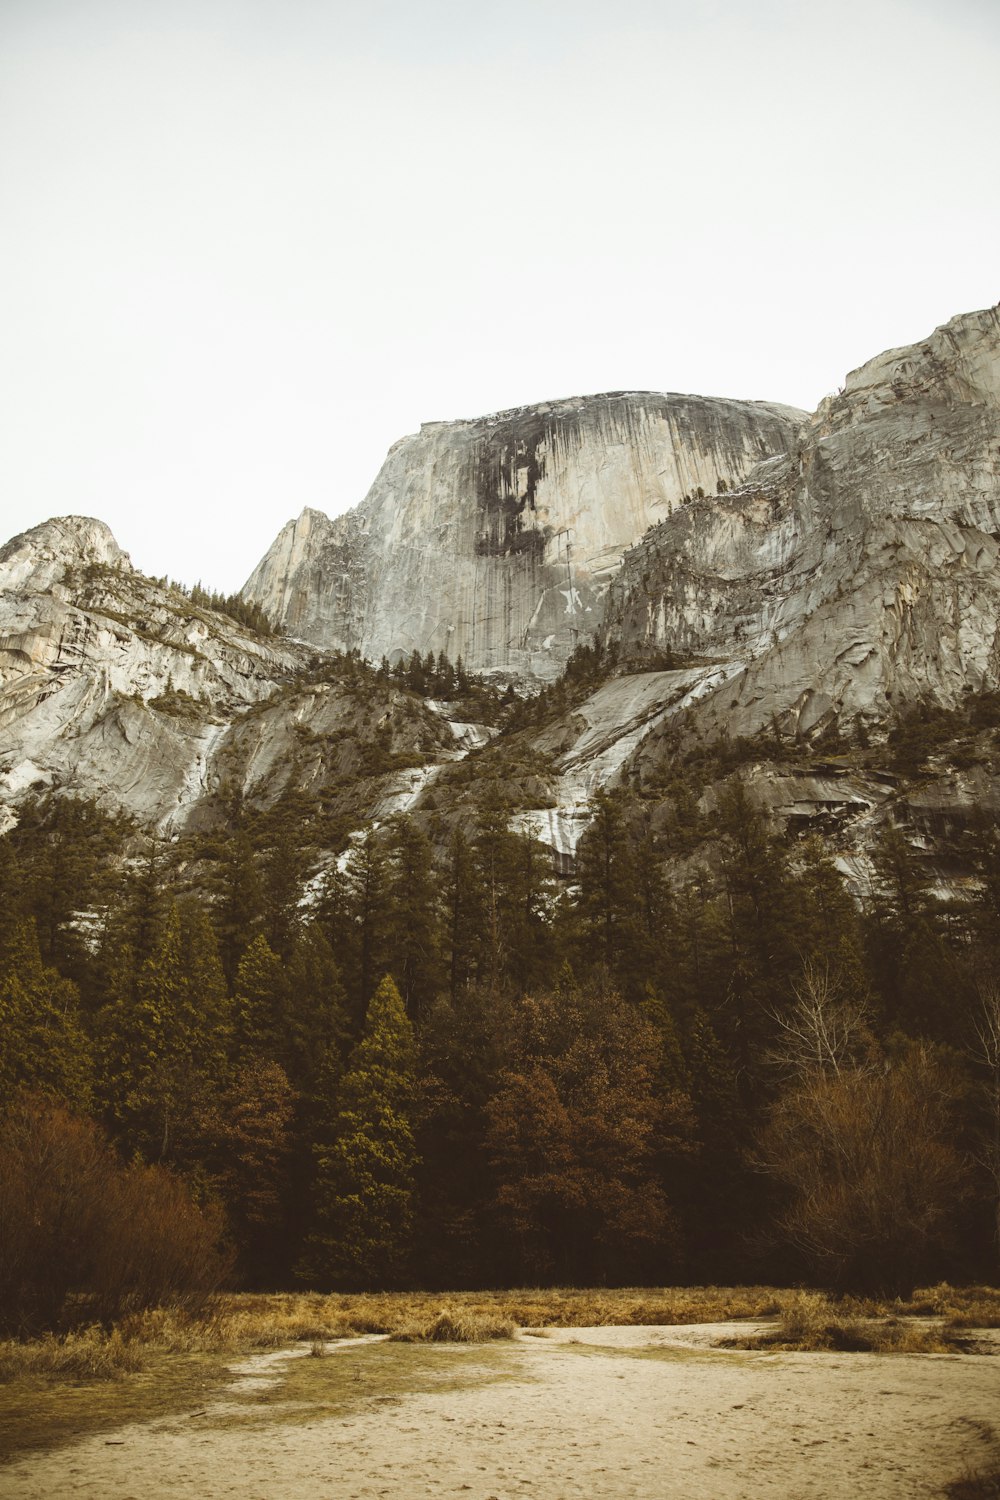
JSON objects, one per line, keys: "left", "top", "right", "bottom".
{"left": 3, "top": 1323, "right": 998, "bottom": 1499}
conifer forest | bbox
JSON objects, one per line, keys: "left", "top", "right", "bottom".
{"left": 3, "top": 648, "right": 1000, "bottom": 1334}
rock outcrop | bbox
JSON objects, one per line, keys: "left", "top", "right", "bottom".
{"left": 5, "top": 304, "right": 1000, "bottom": 860}
{"left": 242, "top": 393, "right": 805, "bottom": 679}
{"left": 0, "top": 517, "right": 454, "bottom": 834}
{"left": 604, "top": 304, "right": 1000, "bottom": 742}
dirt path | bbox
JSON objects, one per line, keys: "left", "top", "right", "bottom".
{"left": 3, "top": 1325, "right": 997, "bottom": 1499}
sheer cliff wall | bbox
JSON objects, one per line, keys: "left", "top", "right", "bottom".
{"left": 603, "top": 305, "right": 1000, "bottom": 739}
{"left": 242, "top": 392, "right": 805, "bottom": 679}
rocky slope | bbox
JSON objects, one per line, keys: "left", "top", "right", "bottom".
{"left": 604, "top": 305, "right": 1000, "bottom": 742}
{"left": 0, "top": 518, "right": 455, "bottom": 835}
{"left": 242, "top": 392, "right": 805, "bottom": 679}
{"left": 4, "top": 303, "right": 999, "bottom": 872}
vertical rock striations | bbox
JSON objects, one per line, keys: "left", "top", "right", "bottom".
{"left": 242, "top": 392, "right": 805, "bottom": 678}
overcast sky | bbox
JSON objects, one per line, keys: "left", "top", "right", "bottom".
{"left": 2, "top": 0, "right": 998, "bottom": 591}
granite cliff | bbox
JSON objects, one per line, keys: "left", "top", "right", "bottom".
{"left": 2, "top": 304, "right": 999, "bottom": 871}
{"left": 0, "top": 518, "right": 454, "bottom": 835}
{"left": 242, "top": 392, "right": 805, "bottom": 679}
{"left": 604, "top": 305, "right": 1000, "bottom": 742}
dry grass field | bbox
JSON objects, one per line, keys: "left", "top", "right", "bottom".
{"left": 2, "top": 1284, "right": 999, "bottom": 1497}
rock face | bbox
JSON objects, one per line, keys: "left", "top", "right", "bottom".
{"left": 5, "top": 304, "right": 1000, "bottom": 854}
{"left": 603, "top": 305, "right": 1000, "bottom": 742}
{"left": 0, "top": 517, "right": 453, "bottom": 834}
{"left": 242, "top": 392, "right": 805, "bottom": 679}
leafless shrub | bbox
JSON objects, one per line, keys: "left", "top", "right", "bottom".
{"left": 757, "top": 1045, "right": 969, "bottom": 1297}
{"left": 0, "top": 1095, "right": 231, "bottom": 1336}
{"left": 972, "top": 980, "right": 1000, "bottom": 1270}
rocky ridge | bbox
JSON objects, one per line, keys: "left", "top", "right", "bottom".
{"left": 242, "top": 392, "right": 805, "bottom": 680}
{"left": 0, "top": 518, "right": 456, "bottom": 835}
{"left": 605, "top": 305, "right": 1000, "bottom": 742}
{"left": 2, "top": 304, "right": 999, "bottom": 874}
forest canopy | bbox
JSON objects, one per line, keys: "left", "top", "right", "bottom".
{"left": 2, "top": 762, "right": 998, "bottom": 1329}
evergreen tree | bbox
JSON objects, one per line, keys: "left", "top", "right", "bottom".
{"left": 0, "top": 917, "right": 92, "bottom": 1108}
{"left": 216, "top": 832, "right": 265, "bottom": 983}
{"left": 714, "top": 778, "right": 802, "bottom": 1100}
{"left": 261, "top": 825, "right": 308, "bottom": 960}
{"left": 444, "top": 825, "right": 482, "bottom": 1001}
{"left": 0, "top": 840, "right": 27, "bottom": 963}
{"left": 412, "top": 983, "right": 507, "bottom": 1286}
{"left": 434, "top": 649, "right": 454, "bottom": 695}
{"left": 339, "top": 831, "right": 390, "bottom": 1025}
{"left": 573, "top": 792, "right": 670, "bottom": 1004}
{"left": 680, "top": 1008, "right": 756, "bottom": 1277}
{"left": 795, "top": 838, "right": 868, "bottom": 996}
{"left": 210, "top": 1058, "right": 295, "bottom": 1282}
{"left": 11, "top": 797, "right": 126, "bottom": 980}
{"left": 472, "top": 801, "right": 554, "bottom": 995}
{"left": 282, "top": 923, "right": 350, "bottom": 1094}
{"left": 866, "top": 823, "right": 972, "bottom": 1041}
{"left": 233, "top": 933, "right": 289, "bottom": 1063}
{"left": 301, "top": 975, "right": 418, "bottom": 1288}
{"left": 383, "top": 817, "right": 444, "bottom": 1019}
{"left": 99, "top": 902, "right": 231, "bottom": 1163}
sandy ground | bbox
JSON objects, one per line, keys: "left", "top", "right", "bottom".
{"left": 2, "top": 1323, "right": 998, "bottom": 1499}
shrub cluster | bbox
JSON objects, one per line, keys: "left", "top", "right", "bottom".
{"left": 0, "top": 1095, "right": 231, "bottom": 1336}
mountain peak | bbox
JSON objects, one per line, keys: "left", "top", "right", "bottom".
{"left": 0, "top": 515, "right": 131, "bottom": 594}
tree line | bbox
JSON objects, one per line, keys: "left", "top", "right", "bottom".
{"left": 2, "top": 781, "right": 999, "bottom": 1328}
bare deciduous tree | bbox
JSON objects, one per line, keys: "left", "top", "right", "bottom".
{"left": 757, "top": 1037, "right": 967, "bottom": 1298}
{"left": 767, "top": 963, "right": 876, "bottom": 1080}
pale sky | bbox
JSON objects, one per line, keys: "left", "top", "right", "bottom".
{"left": 2, "top": 0, "right": 998, "bottom": 592}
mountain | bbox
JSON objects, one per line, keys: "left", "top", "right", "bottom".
{"left": 604, "top": 304, "right": 1000, "bottom": 741}
{"left": 2, "top": 303, "right": 999, "bottom": 870}
{"left": 0, "top": 517, "right": 457, "bottom": 835}
{"left": 242, "top": 392, "right": 805, "bottom": 679}
{"left": 7, "top": 310, "right": 1000, "bottom": 1304}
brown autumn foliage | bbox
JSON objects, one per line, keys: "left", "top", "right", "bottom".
{"left": 485, "top": 982, "right": 690, "bottom": 1282}
{"left": 0, "top": 1094, "right": 232, "bottom": 1336}
{"left": 757, "top": 1045, "right": 969, "bottom": 1297}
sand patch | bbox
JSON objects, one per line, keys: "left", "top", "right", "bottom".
{"left": 2, "top": 1325, "right": 998, "bottom": 1499}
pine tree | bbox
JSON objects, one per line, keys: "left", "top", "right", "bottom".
{"left": 383, "top": 817, "right": 444, "bottom": 1019}
{"left": 0, "top": 917, "right": 92, "bottom": 1108}
{"left": 866, "top": 823, "right": 972, "bottom": 1041}
{"left": 349, "top": 831, "right": 390, "bottom": 1024}
{"left": 99, "top": 902, "right": 231, "bottom": 1163}
{"left": 572, "top": 792, "right": 668, "bottom": 1003}
{"left": 0, "top": 840, "right": 27, "bottom": 964}
{"left": 472, "top": 801, "right": 554, "bottom": 995}
{"left": 795, "top": 839, "right": 867, "bottom": 988}
{"left": 216, "top": 832, "right": 265, "bottom": 983}
{"left": 211, "top": 1058, "right": 295, "bottom": 1281}
{"left": 714, "top": 778, "right": 801, "bottom": 1099}
{"left": 301, "top": 975, "right": 418, "bottom": 1288}
{"left": 282, "top": 924, "right": 350, "bottom": 1094}
{"left": 679, "top": 1008, "right": 755, "bottom": 1278}
{"left": 444, "top": 825, "right": 482, "bottom": 1001}
{"left": 233, "top": 933, "right": 288, "bottom": 1063}
{"left": 261, "top": 826, "right": 308, "bottom": 961}
{"left": 434, "top": 649, "right": 454, "bottom": 695}
{"left": 412, "top": 982, "right": 505, "bottom": 1286}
